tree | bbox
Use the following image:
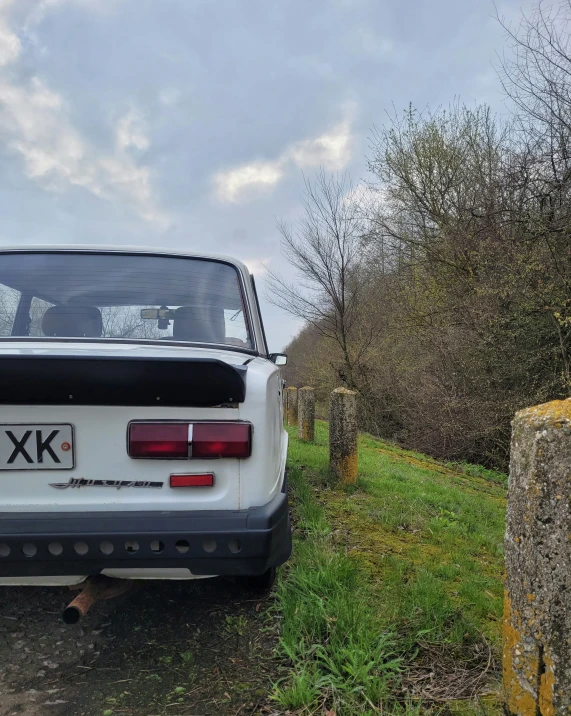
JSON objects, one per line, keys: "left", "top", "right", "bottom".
{"left": 497, "top": 0, "right": 571, "bottom": 391}
{"left": 267, "top": 170, "right": 375, "bottom": 390}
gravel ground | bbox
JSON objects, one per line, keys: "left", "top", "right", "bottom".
{"left": 0, "top": 577, "right": 281, "bottom": 716}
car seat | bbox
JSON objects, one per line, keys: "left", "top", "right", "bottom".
{"left": 172, "top": 306, "right": 225, "bottom": 344}
{"left": 42, "top": 305, "right": 103, "bottom": 338}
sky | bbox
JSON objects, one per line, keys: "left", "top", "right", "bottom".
{"left": 0, "top": 0, "right": 535, "bottom": 350}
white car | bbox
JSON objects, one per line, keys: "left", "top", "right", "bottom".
{"left": 0, "top": 246, "right": 291, "bottom": 615}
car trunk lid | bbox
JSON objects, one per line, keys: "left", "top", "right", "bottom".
{"left": 0, "top": 342, "right": 251, "bottom": 512}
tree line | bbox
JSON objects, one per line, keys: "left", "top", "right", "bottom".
{"left": 271, "top": 1, "right": 571, "bottom": 470}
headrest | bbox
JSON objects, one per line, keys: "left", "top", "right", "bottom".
{"left": 42, "top": 305, "right": 103, "bottom": 338}
{"left": 173, "top": 306, "right": 225, "bottom": 344}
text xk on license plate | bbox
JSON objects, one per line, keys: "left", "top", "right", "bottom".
{"left": 0, "top": 424, "right": 74, "bottom": 470}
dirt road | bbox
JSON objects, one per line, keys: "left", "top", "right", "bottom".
{"left": 0, "top": 578, "right": 281, "bottom": 716}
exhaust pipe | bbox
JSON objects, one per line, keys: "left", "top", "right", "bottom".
{"left": 62, "top": 575, "right": 134, "bottom": 624}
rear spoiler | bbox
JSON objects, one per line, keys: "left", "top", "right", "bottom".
{"left": 0, "top": 356, "right": 247, "bottom": 407}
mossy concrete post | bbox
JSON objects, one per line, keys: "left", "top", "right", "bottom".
{"left": 298, "top": 387, "right": 315, "bottom": 442}
{"left": 503, "top": 398, "right": 571, "bottom": 715}
{"left": 286, "top": 386, "right": 298, "bottom": 426}
{"left": 329, "top": 387, "right": 358, "bottom": 483}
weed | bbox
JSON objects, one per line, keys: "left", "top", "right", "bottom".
{"left": 272, "top": 664, "right": 321, "bottom": 710}
{"left": 180, "top": 650, "right": 193, "bottom": 664}
{"left": 225, "top": 614, "right": 248, "bottom": 636}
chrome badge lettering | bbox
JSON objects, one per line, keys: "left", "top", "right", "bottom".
{"left": 50, "top": 477, "right": 163, "bottom": 490}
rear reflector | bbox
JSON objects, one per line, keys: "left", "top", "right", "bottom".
{"left": 192, "top": 422, "right": 251, "bottom": 458}
{"left": 128, "top": 422, "right": 251, "bottom": 459}
{"left": 170, "top": 473, "right": 214, "bottom": 487}
{"left": 128, "top": 423, "right": 189, "bottom": 459}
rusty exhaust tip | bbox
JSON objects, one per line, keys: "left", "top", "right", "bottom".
{"left": 62, "top": 576, "right": 135, "bottom": 624}
{"left": 62, "top": 605, "right": 82, "bottom": 625}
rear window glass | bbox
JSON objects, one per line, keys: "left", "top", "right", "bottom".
{"left": 0, "top": 252, "right": 252, "bottom": 350}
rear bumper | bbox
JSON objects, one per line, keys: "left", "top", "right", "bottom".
{"left": 0, "top": 491, "right": 291, "bottom": 577}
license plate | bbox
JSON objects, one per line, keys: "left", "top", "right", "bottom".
{"left": 0, "top": 424, "right": 74, "bottom": 470}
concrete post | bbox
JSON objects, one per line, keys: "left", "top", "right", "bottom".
{"left": 285, "top": 386, "right": 298, "bottom": 426}
{"left": 298, "top": 387, "right": 315, "bottom": 442}
{"left": 503, "top": 398, "right": 571, "bottom": 715}
{"left": 283, "top": 386, "right": 288, "bottom": 423}
{"left": 329, "top": 387, "right": 358, "bottom": 483}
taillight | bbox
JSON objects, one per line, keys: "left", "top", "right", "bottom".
{"left": 128, "top": 422, "right": 251, "bottom": 459}
{"left": 129, "top": 423, "right": 189, "bottom": 458}
{"left": 192, "top": 423, "right": 251, "bottom": 458}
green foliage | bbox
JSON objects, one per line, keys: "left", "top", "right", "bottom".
{"left": 273, "top": 424, "right": 506, "bottom": 713}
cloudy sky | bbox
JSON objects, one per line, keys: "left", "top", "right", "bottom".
{"left": 0, "top": 0, "right": 534, "bottom": 350}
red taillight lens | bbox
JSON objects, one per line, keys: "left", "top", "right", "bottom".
{"left": 170, "top": 473, "right": 214, "bottom": 487}
{"left": 129, "top": 423, "right": 189, "bottom": 458}
{"left": 128, "top": 422, "right": 252, "bottom": 459}
{"left": 192, "top": 423, "right": 251, "bottom": 458}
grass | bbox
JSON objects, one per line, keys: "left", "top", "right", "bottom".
{"left": 272, "top": 421, "right": 506, "bottom": 714}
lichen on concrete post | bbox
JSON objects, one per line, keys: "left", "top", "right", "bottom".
{"left": 285, "top": 386, "right": 298, "bottom": 426}
{"left": 329, "top": 387, "right": 358, "bottom": 483}
{"left": 298, "top": 387, "right": 315, "bottom": 442}
{"left": 503, "top": 398, "right": 571, "bottom": 715}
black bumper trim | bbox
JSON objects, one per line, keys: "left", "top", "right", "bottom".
{"left": 0, "top": 492, "right": 291, "bottom": 577}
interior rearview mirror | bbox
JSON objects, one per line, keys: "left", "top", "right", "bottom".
{"left": 270, "top": 353, "right": 287, "bottom": 366}
{"left": 140, "top": 308, "right": 176, "bottom": 320}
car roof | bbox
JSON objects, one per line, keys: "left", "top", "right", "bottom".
{"left": 0, "top": 244, "right": 251, "bottom": 277}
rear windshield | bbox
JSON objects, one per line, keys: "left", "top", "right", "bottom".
{"left": 0, "top": 252, "right": 253, "bottom": 350}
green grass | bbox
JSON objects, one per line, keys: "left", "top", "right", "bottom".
{"left": 272, "top": 421, "right": 506, "bottom": 714}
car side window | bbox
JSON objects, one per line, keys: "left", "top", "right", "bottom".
{"left": 0, "top": 285, "right": 21, "bottom": 336}
{"left": 224, "top": 308, "right": 249, "bottom": 347}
